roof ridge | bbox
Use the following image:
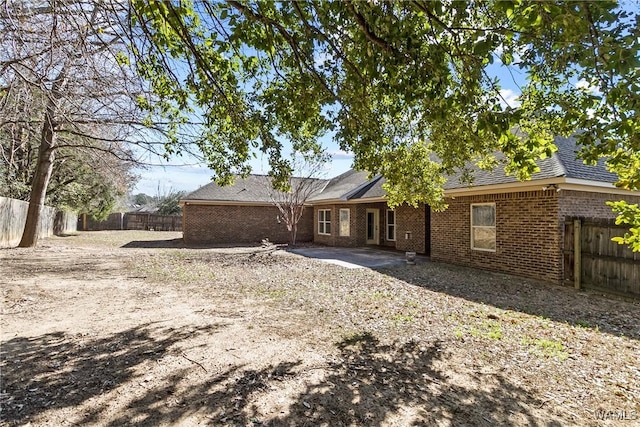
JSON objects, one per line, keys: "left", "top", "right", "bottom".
{"left": 343, "top": 174, "right": 382, "bottom": 200}
{"left": 550, "top": 138, "right": 568, "bottom": 177}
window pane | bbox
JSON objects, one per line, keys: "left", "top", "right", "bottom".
{"left": 472, "top": 205, "right": 495, "bottom": 226}
{"left": 325, "top": 223, "right": 331, "bottom": 234}
{"left": 387, "top": 210, "right": 394, "bottom": 224}
{"left": 325, "top": 210, "right": 331, "bottom": 222}
{"left": 340, "top": 209, "right": 350, "bottom": 236}
{"left": 473, "top": 227, "right": 496, "bottom": 250}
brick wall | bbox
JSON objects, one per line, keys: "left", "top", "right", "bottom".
{"left": 313, "top": 202, "right": 394, "bottom": 248}
{"left": 183, "top": 204, "right": 314, "bottom": 244}
{"left": 559, "top": 190, "right": 640, "bottom": 219}
{"left": 395, "top": 205, "right": 426, "bottom": 253}
{"left": 431, "top": 190, "right": 563, "bottom": 284}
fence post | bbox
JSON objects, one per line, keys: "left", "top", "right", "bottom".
{"left": 573, "top": 219, "right": 581, "bottom": 290}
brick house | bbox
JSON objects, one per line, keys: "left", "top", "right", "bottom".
{"left": 181, "top": 137, "right": 639, "bottom": 284}
{"left": 181, "top": 174, "right": 316, "bottom": 244}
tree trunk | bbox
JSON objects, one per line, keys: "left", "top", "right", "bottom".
{"left": 291, "top": 223, "right": 297, "bottom": 247}
{"left": 18, "top": 71, "right": 66, "bottom": 247}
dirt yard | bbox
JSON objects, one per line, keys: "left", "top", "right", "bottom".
{"left": 1, "top": 231, "right": 638, "bottom": 426}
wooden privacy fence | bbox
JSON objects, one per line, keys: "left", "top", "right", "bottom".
{"left": 0, "top": 196, "right": 77, "bottom": 248}
{"left": 125, "top": 213, "right": 182, "bottom": 231}
{"left": 79, "top": 212, "right": 182, "bottom": 231}
{"left": 564, "top": 217, "right": 639, "bottom": 298}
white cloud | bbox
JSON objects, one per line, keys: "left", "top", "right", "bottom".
{"left": 499, "top": 88, "right": 521, "bottom": 109}
{"left": 329, "top": 149, "right": 354, "bottom": 160}
{"left": 575, "top": 79, "right": 602, "bottom": 95}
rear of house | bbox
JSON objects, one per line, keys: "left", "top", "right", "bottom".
{"left": 180, "top": 137, "right": 639, "bottom": 287}
{"left": 181, "top": 175, "right": 315, "bottom": 244}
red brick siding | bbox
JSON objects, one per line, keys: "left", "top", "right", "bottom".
{"left": 183, "top": 204, "right": 314, "bottom": 244}
{"left": 395, "top": 205, "right": 426, "bottom": 253}
{"left": 431, "top": 191, "right": 563, "bottom": 284}
{"left": 559, "top": 190, "right": 640, "bottom": 219}
{"left": 313, "top": 202, "right": 393, "bottom": 247}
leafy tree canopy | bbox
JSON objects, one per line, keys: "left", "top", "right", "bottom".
{"left": 156, "top": 190, "right": 187, "bottom": 215}
{"left": 130, "top": 0, "right": 640, "bottom": 244}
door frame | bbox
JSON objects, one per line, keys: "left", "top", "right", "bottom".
{"left": 366, "top": 208, "right": 380, "bottom": 245}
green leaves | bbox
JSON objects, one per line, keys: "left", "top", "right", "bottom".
{"left": 607, "top": 201, "right": 640, "bottom": 251}
{"left": 131, "top": 0, "right": 640, "bottom": 249}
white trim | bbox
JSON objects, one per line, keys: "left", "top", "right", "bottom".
{"left": 470, "top": 203, "right": 496, "bottom": 252}
{"left": 386, "top": 209, "right": 396, "bottom": 241}
{"left": 180, "top": 200, "right": 313, "bottom": 207}
{"left": 309, "top": 196, "right": 386, "bottom": 205}
{"left": 181, "top": 178, "right": 638, "bottom": 207}
{"left": 445, "top": 177, "right": 638, "bottom": 198}
{"left": 366, "top": 209, "right": 380, "bottom": 245}
{"left": 339, "top": 208, "right": 351, "bottom": 237}
{"left": 318, "top": 209, "right": 332, "bottom": 235}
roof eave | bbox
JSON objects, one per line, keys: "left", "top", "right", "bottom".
{"left": 444, "top": 177, "right": 637, "bottom": 197}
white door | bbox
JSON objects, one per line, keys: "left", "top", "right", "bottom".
{"left": 366, "top": 209, "right": 380, "bottom": 245}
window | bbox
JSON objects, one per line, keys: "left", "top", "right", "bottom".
{"left": 318, "top": 209, "right": 331, "bottom": 235}
{"left": 386, "top": 210, "right": 396, "bottom": 241}
{"left": 339, "top": 208, "right": 350, "bottom": 237}
{"left": 471, "top": 203, "right": 496, "bottom": 251}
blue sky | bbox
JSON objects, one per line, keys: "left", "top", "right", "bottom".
{"left": 132, "top": 0, "right": 640, "bottom": 196}
{"left": 132, "top": 145, "right": 355, "bottom": 195}
{"left": 133, "top": 65, "right": 525, "bottom": 196}
{"left": 132, "top": 57, "right": 527, "bottom": 196}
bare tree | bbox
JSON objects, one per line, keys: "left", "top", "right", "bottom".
{"left": 266, "top": 154, "right": 328, "bottom": 246}
{"left": 0, "top": 0, "right": 181, "bottom": 246}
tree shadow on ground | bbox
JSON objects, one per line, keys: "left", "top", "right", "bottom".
{"left": 108, "top": 332, "right": 562, "bottom": 425}
{"left": 3, "top": 329, "right": 564, "bottom": 426}
{"left": 0, "top": 323, "right": 222, "bottom": 425}
{"left": 266, "top": 332, "right": 561, "bottom": 426}
{"left": 120, "top": 240, "right": 287, "bottom": 250}
{"left": 378, "top": 261, "right": 640, "bottom": 340}
{"left": 120, "top": 238, "right": 192, "bottom": 248}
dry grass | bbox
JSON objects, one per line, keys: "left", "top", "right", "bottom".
{"left": 1, "top": 231, "right": 638, "bottom": 426}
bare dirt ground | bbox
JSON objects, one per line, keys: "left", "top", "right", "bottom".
{"left": 1, "top": 231, "right": 639, "bottom": 426}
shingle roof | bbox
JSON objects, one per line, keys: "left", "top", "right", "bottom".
{"left": 184, "top": 136, "right": 619, "bottom": 203}
{"left": 184, "top": 174, "right": 325, "bottom": 203}
{"left": 308, "top": 169, "right": 386, "bottom": 201}
{"left": 553, "top": 135, "right": 618, "bottom": 182}
{"left": 442, "top": 135, "right": 617, "bottom": 189}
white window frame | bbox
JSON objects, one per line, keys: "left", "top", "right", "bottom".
{"left": 318, "top": 209, "right": 331, "bottom": 235}
{"left": 339, "top": 208, "right": 350, "bottom": 237}
{"left": 470, "top": 203, "right": 496, "bottom": 252}
{"left": 386, "top": 209, "right": 396, "bottom": 241}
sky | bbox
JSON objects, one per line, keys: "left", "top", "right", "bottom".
{"left": 130, "top": 0, "right": 640, "bottom": 196}
{"left": 132, "top": 64, "right": 525, "bottom": 197}
{"left": 132, "top": 147, "right": 355, "bottom": 196}
{"left": 132, "top": 57, "right": 527, "bottom": 196}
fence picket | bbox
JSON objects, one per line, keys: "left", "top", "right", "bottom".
{"left": 564, "top": 217, "right": 640, "bottom": 299}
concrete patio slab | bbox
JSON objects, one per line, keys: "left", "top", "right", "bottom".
{"left": 289, "top": 246, "right": 425, "bottom": 269}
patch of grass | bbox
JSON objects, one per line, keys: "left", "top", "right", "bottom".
{"left": 369, "top": 291, "right": 391, "bottom": 300}
{"left": 575, "top": 320, "right": 599, "bottom": 333}
{"left": 392, "top": 314, "right": 415, "bottom": 324}
{"left": 460, "top": 320, "right": 503, "bottom": 341}
{"left": 453, "top": 328, "right": 464, "bottom": 340}
{"left": 404, "top": 300, "right": 421, "bottom": 309}
{"left": 264, "top": 289, "right": 287, "bottom": 298}
{"left": 469, "top": 321, "right": 503, "bottom": 340}
{"left": 522, "top": 338, "right": 569, "bottom": 361}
